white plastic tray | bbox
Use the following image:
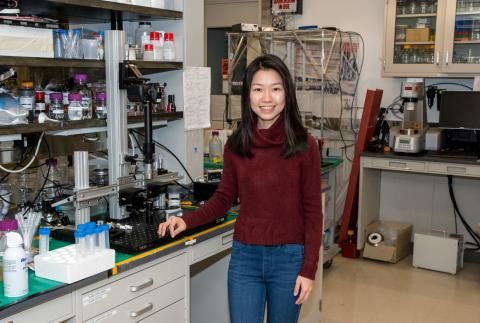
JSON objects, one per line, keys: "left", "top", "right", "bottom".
{"left": 34, "top": 245, "right": 115, "bottom": 284}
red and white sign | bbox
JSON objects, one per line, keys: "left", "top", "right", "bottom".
{"left": 272, "top": 0, "right": 298, "bottom": 14}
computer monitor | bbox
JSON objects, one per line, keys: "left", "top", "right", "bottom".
{"left": 438, "top": 91, "right": 480, "bottom": 130}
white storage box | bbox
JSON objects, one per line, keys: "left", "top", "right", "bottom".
{"left": 34, "top": 245, "right": 115, "bottom": 284}
{"left": 413, "top": 232, "right": 464, "bottom": 274}
{"left": 0, "top": 25, "right": 53, "bottom": 58}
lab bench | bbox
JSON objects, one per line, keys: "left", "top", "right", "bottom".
{"left": 358, "top": 151, "right": 480, "bottom": 250}
{"left": 0, "top": 217, "right": 236, "bottom": 323}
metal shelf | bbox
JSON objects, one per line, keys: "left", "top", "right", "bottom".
{"left": 396, "top": 13, "right": 437, "bottom": 18}
{"left": 0, "top": 57, "right": 105, "bottom": 68}
{"left": 20, "top": 0, "right": 182, "bottom": 24}
{"left": 0, "top": 112, "right": 183, "bottom": 137}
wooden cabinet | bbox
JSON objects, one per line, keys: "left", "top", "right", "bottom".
{"left": 384, "top": 0, "right": 480, "bottom": 76}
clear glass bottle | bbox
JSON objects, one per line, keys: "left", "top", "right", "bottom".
{"left": 95, "top": 91, "right": 107, "bottom": 120}
{"left": 209, "top": 131, "right": 223, "bottom": 163}
{"left": 49, "top": 92, "right": 64, "bottom": 120}
{"left": 19, "top": 81, "right": 35, "bottom": 123}
{"left": 67, "top": 92, "right": 83, "bottom": 121}
{"left": 72, "top": 73, "right": 93, "bottom": 119}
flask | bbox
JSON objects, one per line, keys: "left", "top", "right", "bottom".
{"left": 163, "top": 32, "right": 175, "bottom": 60}
{"left": 3, "top": 232, "right": 28, "bottom": 297}
{"left": 135, "top": 22, "right": 153, "bottom": 59}
{"left": 68, "top": 93, "right": 83, "bottom": 120}
{"left": 95, "top": 91, "right": 107, "bottom": 120}
{"left": 72, "top": 73, "right": 93, "bottom": 119}
{"left": 38, "top": 227, "right": 50, "bottom": 255}
{"left": 209, "top": 131, "right": 223, "bottom": 163}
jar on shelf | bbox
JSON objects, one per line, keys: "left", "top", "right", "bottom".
{"left": 395, "top": 25, "right": 408, "bottom": 42}
{"left": 95, "top": 91, "right": 107, "bottom": 120}
{"left": 67, "top": 93, "right": 83, "bottom": 121}
{"left": 143, "top": 44, "right": 154, "bottom": 61}
{"left": 49, "top": 92, "right": 64, "bottom": 120}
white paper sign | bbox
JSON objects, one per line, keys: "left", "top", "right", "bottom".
{"left": 183, "top": 67, "right": 211, "bottom": 130}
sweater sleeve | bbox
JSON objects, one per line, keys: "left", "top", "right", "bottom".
{"left": 182, "top": 144, "right": 238, "bottom": 229}
{"left": 298, "top": 136, "right": 323, "bottom": 280}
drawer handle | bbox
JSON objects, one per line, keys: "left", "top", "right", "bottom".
{"left": 446, "top": 166, "right": 466, "bottom": 174}
{"left": 388, "top": 161, "right": 407, "bottom": 169}
{"left": 130, "top": 278, "right": 154, "bottom": 292}
{"left": 222, "top": 233, "right": 234, "bottom": 245}
{"left": 130, "top": 302, "right": 153, "bottom": 317}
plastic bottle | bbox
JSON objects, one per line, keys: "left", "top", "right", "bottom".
{"left": 150, "top": 31, "right": 162, "bottom": 61}
{"left": 49, "top": 92, "right": 64, "bottom": 120}
{"left": 72, "top": 73, "right": 93, "bottom": 119}
{"left": 135, "top": 22, "right": 153, "bottom": 59}
{"left": 143, "top": 43, "right": 154, "bottom": 61}
{"left": 38, "top": 227, "right": 50, "bottom": 255}
{"left": 3, "top": 232, "right": 28, "bottom": 297}
{"left": 0, "top": 219, "right": 17, "bottom": 281}
{"left": 95, "top": 91, "right": 107, "bottom": 120}
{"left": 68, "top": 93, "right": 83, "bottom": 120}
{"left": 209, "top": 131, "right": 223, "bottom": 163}
{"left": 53, "top": 29, "right": 63, "bottom": 58}
{"left": 163, "top": 32, "right": 175, "bottom": 61}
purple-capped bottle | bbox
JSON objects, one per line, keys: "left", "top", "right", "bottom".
{"left": 49, "top": 92, "right": 64, "bottom": 120}
{"left": 68, "top": 92, "right": 83, "bottom": 121}
{"left": 72, "top": 73, "right": 93, "bottom": 119}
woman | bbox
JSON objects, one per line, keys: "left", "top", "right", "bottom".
{"left": 158, "top": 54, "right": 323, "bottom": 323}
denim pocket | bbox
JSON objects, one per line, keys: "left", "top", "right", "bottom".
{"left": 281, "top": 244, "right": 304, "bottom": 256}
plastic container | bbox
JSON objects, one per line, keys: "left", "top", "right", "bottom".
{"left": 3, "top": 232, "right": 28, "bottom": 297}
{"left": 209, "top": 131, "right": 223, "bottom": 163}
{"left": 163, "top": 32, "right": 175, "bottom": 60}
{"left": 49, "top": 92, "right": 65, "bottom": 120}
{"left": 135, "top": 22, "right": 153, "bottom": 59}
{"left": 53, "top": 29, "right": 64, "bottom": 58}
{"left": 38, "top": 227, "right": 50, "bottom": 255}
{"left": 0, "top": 219, "right": 18, "bottom": 257}
{"left": 150, "top": 31, "right": 162, "bottom": 61}
{"left": 95, "top": 91, "right": 107, "bottom": 119}
{"left": 143, "top": 43, "right": 154, "bottom": 61}
{"left": 68, "top": 93, "right": 83, "bottom": 120}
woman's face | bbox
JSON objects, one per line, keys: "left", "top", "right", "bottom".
{"left": 250, "top": 69, "right": 285, "bottom": 129}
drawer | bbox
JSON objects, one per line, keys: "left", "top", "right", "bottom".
{"left": 137, "top": 299, "right": 184, "bottom": 323}
{"left": 370, "top": 158, "right": 425, "bottom": 172}
{"left": 81, "top": 253, "right": 186, "bottom": 320}
{"left": 191, "top": 230, "right": 233, "bottom": 264}
{"left": 2, "top": 293, "right": 73, "bottom": 323}
{"left": 427, "top": 162, "right": 480, "bottom": 177}
{"left": 85, "top": 277, "right": 185, "bottom": 323}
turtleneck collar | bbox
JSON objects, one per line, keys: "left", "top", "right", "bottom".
{"left": 252, "top": 116, "right": 285, "bottom": 148}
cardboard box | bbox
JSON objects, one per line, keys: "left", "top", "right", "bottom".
{"left": 363, "top": 220, "right": 413, "bottom": 263}
{"left": 0, "top": 25, "right": 53, "bottom": 58}
{"left": 406, "top": 28, "right": 430, "bottom": 42}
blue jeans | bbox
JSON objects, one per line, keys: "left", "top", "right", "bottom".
{"left": 228, "top": 240, "right": 304, "bottom": 323}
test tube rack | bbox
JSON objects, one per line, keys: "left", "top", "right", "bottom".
{"left": 34, "top": 245, "right": 115, "bottom": 284}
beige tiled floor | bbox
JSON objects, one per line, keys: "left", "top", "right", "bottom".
{"left": 321, "top": 255, "right": 480, "bottom": 323}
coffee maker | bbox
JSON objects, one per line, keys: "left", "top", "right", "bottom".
{"left": 394, "top": 80, "right": 428, "bottom": 153}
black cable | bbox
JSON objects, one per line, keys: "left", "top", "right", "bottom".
{"left": 447, "top": 175, "right": 480, "bottom": 247}
{"left": 130, "top": 129, "right": 195, "bottom": 183}
{"left": 174, "top": 180, "right": 194, "bottom": 194}
{"left": 428, "top": 82, "right": 472, "bottom": 90}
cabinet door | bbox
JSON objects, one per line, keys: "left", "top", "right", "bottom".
{"left": 443, "top": 0, "right": 480, "bottom": 73}
{"left": 384, "top": 0, "right": 448, "bottom": 76}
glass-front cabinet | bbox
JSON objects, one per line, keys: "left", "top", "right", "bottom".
{"left": 384, "top": 0, "right": 480, "bottom": 76}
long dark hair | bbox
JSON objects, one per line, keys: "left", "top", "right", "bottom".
{"left": 228, "top": 54, "right": 308, "bottom": 158}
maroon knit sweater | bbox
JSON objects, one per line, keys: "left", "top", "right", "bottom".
{"left": 182, "top": 118, "right": 323, "bottom": 279}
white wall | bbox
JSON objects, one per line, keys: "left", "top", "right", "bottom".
{"left": 205, "top": 0, "right": 259, "bottom": 28}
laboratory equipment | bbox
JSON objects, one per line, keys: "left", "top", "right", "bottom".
{"left": 38, "top": 227, "right": 50, "bottom": 255}
{"left": 394, "top": 80, "right": 428, "bottom": 153}
{"left": 3, "top": 232, "right": 28, "bottom": 297}
{"left": 413, "top": 231, "right": 464, "bottom": 274}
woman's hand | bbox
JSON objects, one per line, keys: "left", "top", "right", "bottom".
{"left": 158, "top": 216, "right": 187, "bottom": 238}
{"left": 293, "top": 275, "right": 314, "bottom": 304}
